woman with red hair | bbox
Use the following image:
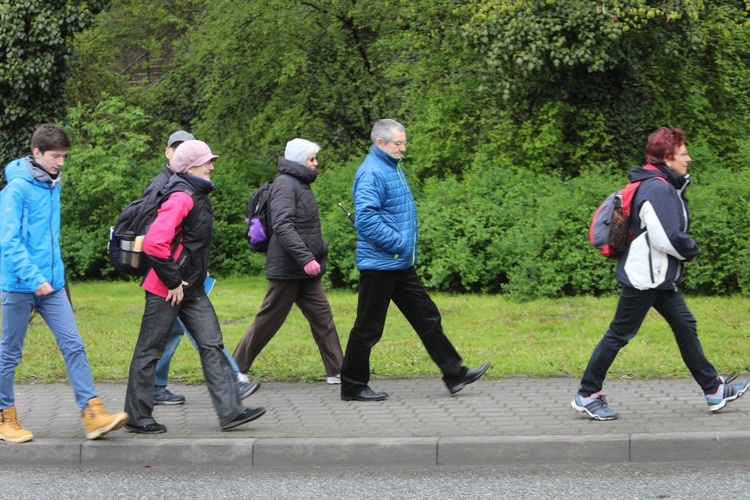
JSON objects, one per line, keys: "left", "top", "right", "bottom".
{"left": 572, "top": 127, "right": 748, "bottom": 420}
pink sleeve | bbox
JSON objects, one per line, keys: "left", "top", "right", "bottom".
{"left": 143, "top": 192, "right": 194, "bottom": 258}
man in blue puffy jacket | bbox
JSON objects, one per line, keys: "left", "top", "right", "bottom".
{"left": 340, "top": 119, "right": 490, "bottom": 401}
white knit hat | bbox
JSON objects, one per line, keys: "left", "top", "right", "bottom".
{"left": 284, "top": 138, "right": 319, "bottom": 165}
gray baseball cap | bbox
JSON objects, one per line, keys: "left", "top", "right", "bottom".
{"left": 167, "top": 130, "right": 195, "bottom": 147}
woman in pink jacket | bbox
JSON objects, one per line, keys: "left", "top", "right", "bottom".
{"left": 124, "top": 140, "right": 265, "bottom": 434}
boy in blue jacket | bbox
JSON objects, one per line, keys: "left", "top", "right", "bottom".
{"left": 0, "top": 124, "right": 129, "bottom": 442}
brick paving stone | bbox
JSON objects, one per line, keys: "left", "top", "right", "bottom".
{"left": 5, "top": 377, "right": 750, "bottom": 465}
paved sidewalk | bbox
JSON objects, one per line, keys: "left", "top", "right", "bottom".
{"left": 3, "top": 377, "right": 750, "bottom": 467}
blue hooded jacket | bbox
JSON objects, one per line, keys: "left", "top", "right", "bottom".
{"left": 353, "top": 145, "right": 418, "bottom": 271}
{"left": 0, "top": 156, "right": 65, "bottom": 293}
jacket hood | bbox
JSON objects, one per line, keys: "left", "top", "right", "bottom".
{"left": 628, "top": 163, "right": 689, "bottom": 190}
{"left": 165, "top": 171, "right": 214, "bottom": 195}
{"left": 5, "top": 156, "right": 59, "bottom": 188}
{"left": 277, "top": 157, "right": 317, "bottom": 184}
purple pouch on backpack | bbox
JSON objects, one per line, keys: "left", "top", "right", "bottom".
{"left": 249, "top": 218, "right": 268, "bottom": 246}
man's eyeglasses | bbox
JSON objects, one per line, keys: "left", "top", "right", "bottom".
{"left": 386, "top": 140, "right": 407, "bottom": 148}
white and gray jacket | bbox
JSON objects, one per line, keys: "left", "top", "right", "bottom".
{"left": 616, "top": 163, "right": 699, "bottom": 290}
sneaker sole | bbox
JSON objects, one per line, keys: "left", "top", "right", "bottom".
{"left": 0, "top": 433, "right": 34, "bottom": 443}
{"left": 341, "top": 393, "right": 389, "bottom": 401}
{"left": 709, "top": 384, "right": 750, "bottom": 413}
{"left": 153, "top": 399, "right": 186, "bottom": 406}
{"left": 86, "top": 413, "right": 130, "bottom": 440}
{"left": 570, "top": 400, "right": 618, "bottom": 421}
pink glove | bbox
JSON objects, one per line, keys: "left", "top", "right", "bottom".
{"left": 303, "top": 260, "right": 321, "bottom": 276}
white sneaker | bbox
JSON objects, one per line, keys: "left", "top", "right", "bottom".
{"left": 327, "top": 375, "right": 341, "bottom": 385}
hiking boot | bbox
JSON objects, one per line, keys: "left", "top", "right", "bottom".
{"left": 706, "top": 373, "right": 750, "bottom": 413}
{"left": 571, "top": 393, "right": 618, "bottom": 421}
{"left": 153, "top": 387, "right": 186, "bottom": 405}
{"left": 0, "top": 406, "right": 33, "bottom": 443}
{"left": 81, "top": 397, "right": 129, "bottom": 440}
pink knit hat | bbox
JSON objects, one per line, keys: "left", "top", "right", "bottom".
{"left": 172, "top": 140, "right": 219, "bottom": 173}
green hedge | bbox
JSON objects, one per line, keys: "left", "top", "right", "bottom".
{"left": 313, "top": 155, "right": 750, "bottom": 299}
{"left": 57, "top": 98, "right": 750, "bottom": 299}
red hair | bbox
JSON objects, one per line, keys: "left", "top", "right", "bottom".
{"left": 645, "top": 126, "right": 686, "bottom": 164}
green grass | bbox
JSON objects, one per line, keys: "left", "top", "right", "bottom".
{"left": 6, "top": 276, "right": 750, "bottom": 383}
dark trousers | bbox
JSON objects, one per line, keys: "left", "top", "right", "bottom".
{"left": 579, "top": 287, "right": 719, "bottom": 396}
{"left": 125, "top": 292, "right": 243, "bottom": 427}
{"left": 232, "top": 278, "right": 343, "bottom": 377}
{"left": 340, "top": 267, "right": 466, "bottom": 395}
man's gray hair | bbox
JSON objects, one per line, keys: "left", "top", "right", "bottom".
{"left": 370, "top": 119, "right": 405, "bottom": 145}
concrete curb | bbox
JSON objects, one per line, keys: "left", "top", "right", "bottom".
{"left": 5, "top": 432, "right": 750, "bottom": 467}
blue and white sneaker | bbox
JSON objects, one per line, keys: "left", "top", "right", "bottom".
{"left": 706, "top": 373, "right": 750, "bottom": 413}
{"left": 238, "top": 379, "right": 261, "bottom": 401}
{"left": 571, "top": 393, "right": 618, "bottom": 421}
{"left": 153, "top": 388, "right": 185, "bottom": 406}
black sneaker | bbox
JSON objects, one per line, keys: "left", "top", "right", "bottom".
{"left": 125, "top": 422, "right": 167, "bottom": 434}
{"left": 221, "top": 407, "right": 266, "bottom": 431}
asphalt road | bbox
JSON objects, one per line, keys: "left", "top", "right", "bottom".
{"left": 2, "top": 461, "right": 749, "bottom": 499}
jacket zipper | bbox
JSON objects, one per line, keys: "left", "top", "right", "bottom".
{"left": 646, "top": 232, "right": 655, "bottom": 284}
{"left": 49, "top": 188, "right": 55, "bottom": 289}
{"left": 396, "top": 165, "right": 416, "bottom": 265}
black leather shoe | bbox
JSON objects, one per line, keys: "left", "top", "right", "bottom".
{"left": 341, "top": 387, "right": 389, "bottom": 402}
{"left": 125, "top": 422, "right": 167, "bottom": 434}
{"left": 448, "top": 362, "right": 490, "bottom": 395}
{"left": 221, "top": 407, "right": 266, "bottom": 431}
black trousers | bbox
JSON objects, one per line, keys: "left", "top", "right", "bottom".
{"left": 340, "top": 267, "right": 467, "bottom": 395}
{"left": 579, "top": 287, "right": 720, "bottom": 396}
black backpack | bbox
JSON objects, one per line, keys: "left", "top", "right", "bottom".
{"left": 245, "top": 180, "right": 273, "bottom": 252}
{"left": 108, "top": 183, "right": 194, "bottom": 276}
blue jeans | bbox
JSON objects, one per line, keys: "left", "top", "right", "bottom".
{"left": 0, "top": 289, "right": 97, "bottom": 409}
{"left": 154, "top": 318, "right": 240, "bottom": 391}
{"left": 579, "top": 287, "right": 719, "bottom": 396}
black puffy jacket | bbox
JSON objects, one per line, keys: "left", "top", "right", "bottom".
{"left": 265, "top": 158, "right": 328, "bottom": 280}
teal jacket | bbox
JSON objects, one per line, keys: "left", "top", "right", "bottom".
{"left": 353, "top": 145, "right": 418, "bottom": 271}
{"left": 0, "top": 157, "right": 65, "bottom": 293}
